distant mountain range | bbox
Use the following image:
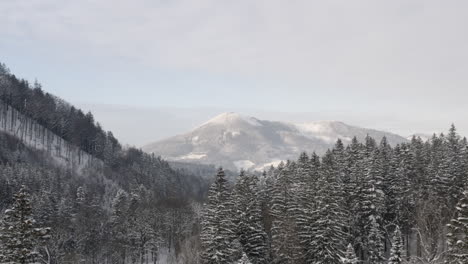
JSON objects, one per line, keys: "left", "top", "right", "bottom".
{"left": 406, "top": 133, "right": 433, "bottom": 142}
{"left": 142, "top": 112, "right": 408, "bottom": 171}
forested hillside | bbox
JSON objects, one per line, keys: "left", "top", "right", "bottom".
{"left": 0, "top": 63, "right": 209, "bottom": 263}
{"left": 0, "top": 63, "right": 117, "bottom": 161}
{"left": 200, "top": 128, "right": 468, "bottom": 264}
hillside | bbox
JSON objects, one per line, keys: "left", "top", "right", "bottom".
{"left": 0, "top": 100, "right": 101, "bottom": 173}
{"left": 0, "top": 62, "right": 210, "bottom": 263}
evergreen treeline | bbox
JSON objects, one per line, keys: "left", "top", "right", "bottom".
{"left": 0, "top": 62, "right": 119, "bottom": 160}
{"left": 200, "top": 126, "right": 468, "bottom": 263}
{"left": 0, "top": 62, "right": 208, "bottom": 199}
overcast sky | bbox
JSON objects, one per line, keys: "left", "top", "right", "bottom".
{"left": 1, "top": 0, "right": 467, "bottom": 145}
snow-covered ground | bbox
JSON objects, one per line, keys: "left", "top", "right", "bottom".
{"left": 0, "top": 101, "right": 102, "bottom": 173}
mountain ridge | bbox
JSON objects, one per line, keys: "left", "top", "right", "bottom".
{"left": 143, "top": 112, "right": 408, "bottom": 171}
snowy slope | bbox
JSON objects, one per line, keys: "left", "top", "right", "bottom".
{"left": 0, "top": 101, "right": 102, "bottom": 173}
{"left": 143, "top": 112, "right": 408, "bottom": 171}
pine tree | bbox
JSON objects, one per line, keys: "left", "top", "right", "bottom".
{"left": 342, "top": 243, "right": 358, "bottom": 264}
{"left": 443, "top": 125, "right": 464, "bottom": 208}
{"left": 446, "top": 190, "right": 468, "bottom": 263}
{"left": 307, "top": 151, "right": 348, "bottom": 263}
{"left": 390, "top": 144, "right": 415, "bottom": 257}
{"left": 109, "top": 189, "right": 129, "bottom": 262}
{"left": 292, "top": 153, "right": 314, "bottom": 263}
{"left": 233, "top": 171, "right": 268, "bottom": 264}
{"left": 346, "top": 137, "right": 366, "bottom": 255}
{"left": 460, "top": 138, "right": 468, "bottom": 188}
{"left": 201, "top": 168, "right": 237, "bottom": 264}
{"left": 270, "top": 162, "right": 297, "bottom": 263}
{"left": 237, "top": 252, "right": 252, "bottom": 264}
{"left": 388, "top": 226, "right": 404, "bottom": 264}
{"left": 366, "top": 216, "right": 385, "bottom": 264}
{"left": 0, "top": 185, "right": 50, "bottom": 263}
{"left": 353, "top": 150, "right": 387, "bottom": 262}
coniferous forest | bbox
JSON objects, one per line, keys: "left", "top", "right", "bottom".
{"left": 1, "top": 61, "right": 468, "bottom": 264}
{"left": 200, "top": 128, "right": 468, "bottom": 264}
{"left": 0, "top": 63, "right": 208, "bottom": 263}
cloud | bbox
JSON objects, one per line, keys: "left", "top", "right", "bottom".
{"left": 1, "top": 0, "right": 468, "bottom": 107}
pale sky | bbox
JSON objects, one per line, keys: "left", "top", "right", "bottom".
{"left": 1, "top": 0, "right": 467, "bottom": 145}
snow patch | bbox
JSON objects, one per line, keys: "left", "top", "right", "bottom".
{"left": 295, "top": 121, "right": 334, "bottom": 134}
{"left": 200, "top": 112, "right": 262, "bottom": 127}
{"left": 176, "top": 152, "right": 206, "bottom": 160}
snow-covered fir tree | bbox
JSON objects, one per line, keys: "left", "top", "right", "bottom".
{"left": 388, "top": 226, "right": 404, "bottom": 264}
{"left": 342, "top": 243, "right": 359, "bottom": 264}
{"left": 201, "top": 168, "right": 237, "bottom": 264}
{"left": 446, "top": 190, "right": 468, "bottom": 263}
{"left": 270, "top": 161, "right": 302, "bottom": 263}
{"left": 366, "top": 216, "right": 385, "bottom": 264}
{"left": 0, "top": 185, "right": 50, "bottom": 263}
{"left": 307, "top": 151, "right": 348, "bottom": 263}
{"left": 443, "top": 125, "right": 465, "bottom": 209}
{"left": 233, "top": 170, "right": 269, "bottom": 264}
{"left": 109, "top": 189, "right": 129, "bottom": 263}
{"left": 236, "top": 252, "right": 252, "bottom": 264}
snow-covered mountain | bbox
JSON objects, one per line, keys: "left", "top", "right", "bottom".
{"left": 407, "top": 133, "right": 433, "bottom": 142}
{"left": 142, "top": 112, "right": 408, "bottom": 171}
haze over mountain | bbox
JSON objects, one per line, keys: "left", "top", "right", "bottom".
{"left": 143, "top": 112, "right": 408, "bottom": 171}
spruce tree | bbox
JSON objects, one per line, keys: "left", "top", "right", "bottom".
{"left": 388, "top": 226, "right": 404, "bottom": 264}
{"left": 366, "top": 217, "right": 385, "bottom": 264}
{"left": 109, "top": 189, "right": 129, "bottom": 262}
{"left": 292, "top": 153, "right": 314, "bottom": 262}
{"left": 270, "top": 162, "right": 301, "bottom": 263}
{"left": 200, "top": 168, "right": 236, "bottom": 264}
{"left": 237, "top": 252, "right": 252, "bottom": 264}
{"left": 0, "top": 185, "right": 50, "bottom": 263}
{"left": 443, "top": 124, "right": 464, "bottom": 208}
{"left": 307, "top": 151, "right": 348, "bottom": 263}
{"left": 233, "top": 171, "right": 268, "bottom": 264}
{"left": 446, "top": 190, "right": 468, "bottom": 263}
{"left": 342, "top": 243, "right": 359, "bottom": 264}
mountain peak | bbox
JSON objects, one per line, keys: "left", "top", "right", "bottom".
{"left": 143, "top": 114, "right": 408, "bottom": 171}
{"left": 199, "top": 112, "right": 261, "bottom": 127}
